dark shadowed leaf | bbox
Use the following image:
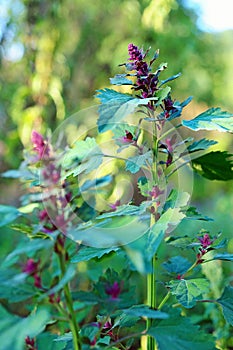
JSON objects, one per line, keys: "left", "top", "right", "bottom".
{"left": 0, "top": 306, "right": 49, "bottom": 350}
{"left": 123, "top": 305, "right": 168, "bottom": 319}
{"left": 217, "top": 286, "right": 233, "bottom": 325}
{"left": 148, "top": 308, "right": 216, "bottom": 350}
{"left": 163, "top": 256, "right": 192, "bottom": 275}
{"left": 192, "top": 151, "right": 233, "bottom": 180}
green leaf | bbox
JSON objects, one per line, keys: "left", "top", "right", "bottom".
{"left": 62, "top": 137, "right": 103, "bottom": 176}
{"left": 163, "top": 190, "right": 190, "bottom": 211}
{"left": 0, "top": 306, "right": 50, "bottom": 350}
{"left": 159, "top": 73, "right": 181, "bottom": 87}
{"left": 166, "top": 235, "right": 197, "bottom": 249}
{"left": 110, "top": 74, "right": 133, "bottom": 85}
{"left": 3, "top": 238, "right": 54, "bottom": 266}
{"left": 68, "top": 216, "right": 149, "bottom": 248}
{"left": 187, "top": 138, "right": 218, "bottom": 152}
{"left": 39, "top": 265, "right": 76, "bottom": 300}
{"left": 125, "top": 151, "right": 152, "bottom": 173}
{"left": 0, "top": 205, "right": 22, "bottom": 227}
{"left": 123, "top": 305, "right": 168, "bottom": 319}
{"left": 163, "top": 256, "right": 192, "bottom": 275}
{"left": 185, "top": 207, "right": 213, "bottom": 221}
{"left": 71, "top": 246, "right": 119, "bottom": 263}
{"left": 0, "top": 269, "right": 37, "bottom": 302}
{"left": 38, "top": 333, "right": 68, "bottom": 349}
{"left": 182, "top": 108, "right": 233, "bottom": 133}
{"left": 95, "top": 89, "right": 157, "bottom": 133}
{"left": 169, "top": 278, "right": 210, "bottom": 308}
{"left": 155, "top": 86, "right": 171, "bottom": 105}
{"left": 217, "top": 286, "right": 233, "bottom": 325}
{"left": 148, "top": 309, "right": 216, "bottom": 350}
{"left": 147, "top": 207, "right": 186, "bottom": 259}
{"left": 192, "top": 151, "right": 233, "bottom": 181}
{"left": 212, "top": 253, "right": 233, "bottom": 261}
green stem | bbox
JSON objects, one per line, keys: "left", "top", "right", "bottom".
{"left": 58, "top": 253, "right": 81, "bottom": 350}
{"left": 158, "top": 291, "right": 171, "bottom": 310}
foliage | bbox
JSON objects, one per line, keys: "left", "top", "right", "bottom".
{"left": 0, "top": 37, "right": 233, "bottom": 350}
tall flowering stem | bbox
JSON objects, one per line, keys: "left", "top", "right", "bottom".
{"left": 127, "top": 43, "right": 163, "bottom": 350}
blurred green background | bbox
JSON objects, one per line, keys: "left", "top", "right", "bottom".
{"left": 0, "top": 0, "right": 232, "bottom": 249}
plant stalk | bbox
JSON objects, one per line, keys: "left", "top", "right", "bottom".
{"left": 58, "top": 252, "right": 81, "bottom": 350}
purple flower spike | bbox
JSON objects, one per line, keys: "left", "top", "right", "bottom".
{"left": 198, "top": 233, "right": 213, "bottom": 248}
{"left": 31, "top": 130, "right": 50, "bottom": 160}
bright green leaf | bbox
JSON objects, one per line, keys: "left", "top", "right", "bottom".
{"left": 182, "top": 108, "right": 233, "bottom": 133}
{"left": 110, "top": 74, "right": 133, "bottom": 85}
{"left": 0, "top": 205, "right": 22, "bottom": 227}
{"left": 169, "top": 278, "right": 210, "bottom": 308}
{"left": 187, "top": 138, "right": 218, "bottom": 152}
{"left": 125, "top": 151, "right": 152, "bottom": 173}
{"left": 95, "top": 89, "right": 157, "bottom": 133}
{"left": 71, "top": 246, "right": 119, "bottom": 263}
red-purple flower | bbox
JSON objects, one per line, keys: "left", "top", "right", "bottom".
{"left": 31, "top": 130, "right": 50, "bottom": 160}
{"left": 105, "top": 281, "right": 121, "bottom": 299}
{"left": 198, "top": 233, "right": 213, "bottom": 249}
{"left": 23, "top": 259, "right": 39, "bottom": 275}
{"left": 25, "top": 336, "right": 37, "bottom": 350}
{"left": 23, "top": 259, "right": 42, "bottom": 289}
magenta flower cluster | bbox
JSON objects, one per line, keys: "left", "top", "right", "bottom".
{"left": 127, "top": 43, "right": 176, "bottom": 117}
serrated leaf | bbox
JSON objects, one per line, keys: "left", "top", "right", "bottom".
{"left": 192, "top": 151, "right": 233, "bottom": 181}
{"left": 185, "top": 207, "right": 213, "bottom": 221}
{"left": 163, "top": 256, "right": 192, "bottom": 275}
{"left": 217, "top": 286, "right": 233, "bottom": 325}
{"left": 110, "top": 74, "right": 133, "bottom": 85}
{"left": 41, "top": 265, "right": 76, "bottom": 299}
{"left": 212, "top": 253, "right": 233, "bottom": 261}
{"left": 0, "top": 269, "right": 37, "bottom": 302}
{"left": 148, "top": 309, "right": 216, "bottom": 350}
{"left": 95, "top": 89, "right": 157, "bottom": 133}
{"left": 38, "top": 333, "right": 68, "bottom": 350}
{"left": 71, "top": 246, "right": 119, "bottom": 263}
{"left": 0, "top": 205, "right": 22, "bottom": 227}
{"left": 125, "top": 151, "right": 152, "bottom": 173}
{"left": 68, "top": 216, "right": 149, "bottom": 248}
{"left": 182, "top": 108, "right": 233, "bottom": 133}
{"left": 3, "top": 238, "right": 54, "bottom": 266}
{"left": 62, "top": 137, "right": 103, "bottom": 176}
{"left": 187, "top": 138, "right": 218, "bottom": 152}
{"left": 0, "top": 306, "right": 50, "bottom": 350}
{"left": 123, "top": 305, "right": 168, "bottom": 319}
{"left": 166, "top": 235, "right": 196, "bottom": 249}
{"left": 169, "top": 278, "right": 210, "bottom": 308}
